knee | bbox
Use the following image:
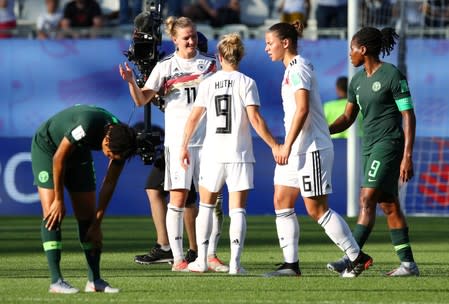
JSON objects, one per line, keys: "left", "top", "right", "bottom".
{"left": 359, "top": 194, "right": 376, "bottom": 215}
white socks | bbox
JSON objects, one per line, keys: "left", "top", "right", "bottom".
{"left": 229, "top": 208, "right": 246, "bottom": 271}
{"left": 166, "top": 203, "right": 185, "bottom": 263}
{"left": 275, "top": 208, "right": 299, "bottom": 263}
{"left": 318, "top": 208, "right": 360, "bottom": 261}
{"left": 208, "top": 194, "right": 224, "bottom": 257}
{"left": 195, "top": 203, "right": 215, "bottom": 265}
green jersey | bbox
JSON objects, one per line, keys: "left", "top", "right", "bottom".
{"left": 348, "top": 62, "right": 413, "bottom": 154}
{"left": 34, "top": 104, "right": 120, "bottom": 153}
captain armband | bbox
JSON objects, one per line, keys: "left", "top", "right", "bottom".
{"left": 395, "top": 97, "right": 414, "bottom": 111}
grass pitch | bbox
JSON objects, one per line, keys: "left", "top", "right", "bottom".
{"left": 0, "top": 216, "right": 448, "bottom": 303}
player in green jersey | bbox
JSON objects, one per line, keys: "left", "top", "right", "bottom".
{"left": 327, "top": 27, "right": 419, "bottom": 277}
{"left": 31, "top": 104, "right": 137, "bottom": 293}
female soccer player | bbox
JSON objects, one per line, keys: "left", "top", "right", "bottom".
{"left": 31, "top": 104, "right": 137, "bottom": 293}
{"left": 327, "top": 26, "right": 419, "bottom": 277}
{"left": 180, "top": 33, "right": 279, "bottom": 274}
{"left": 263, "top": 21, "right": 372, "bottom": 277}
{"left": 119, "top": 16, "right": 226, "bottom": 272}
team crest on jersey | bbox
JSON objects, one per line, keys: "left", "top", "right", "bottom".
{"left": 197, "top": 63, "right": 207, "bottom": 71}
{"left": 38, "top": 171, "right": 49, "bottom": 183}
{"left": 372, "top": 81, "right": 381, "bottom": 92}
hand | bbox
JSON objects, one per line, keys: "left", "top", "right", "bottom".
{"left": 119, "top": 62, "right": 134, "bottom": 83}
{"left": 274, "top": 144, "right": 291, "bottom": 165}
{"left": 400, "top": 156, "right": 414, "bottom": 183}
{"left": 86, "top": 222, "right": 103, "bottom": 249}
{"left": 180, "top": 147, "right": 190, "bottom": 170}
{"left": 44, "top": 199, "right": 65, "bottom": 230}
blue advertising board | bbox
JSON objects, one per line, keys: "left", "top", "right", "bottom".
{"left": 0, "top": 38, "right": 448, "bottom": 215}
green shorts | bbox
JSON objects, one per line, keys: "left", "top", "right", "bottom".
{"left": 362, "top": 139, "right": 403, "bottom": 196}
{"left": 31, "top": 135, "right": 96, "bottom": 192}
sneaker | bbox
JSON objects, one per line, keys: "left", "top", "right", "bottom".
{"left": 327, "top": 255, "right": 350, "bottom": 274}
{"left": 185, "top": 249, "right": 198, "bottom": 263}
{"left": 229, "top": 266, "right": 247, "bottom": 275}
{"left": 386, "top": 262, "right": 419, "bottom": 277}
{"left": 341, "top": 251, "right": 373, "bottom": 278}
{"left": 134, "top": 244, "right": 173, "bottom": 265}
{"left": 188, "top": 258, "right": 208, "bottom": 273}
{"left": 263, "top": 262, "right": 301, "bottom": 277}
{"left": 85, "top": 278, "right": 119, "bottom": 293}
{"left": 171, "top": 260, "right": 190, "bottom": 272}
{"left": 208, "top": 256, "right": 230, "bottom": 273}
{"left": 49, "top": 279, "right": 79, "bottom": 294}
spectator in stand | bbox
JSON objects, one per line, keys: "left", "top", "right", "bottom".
{"left": 391, "top": 0, "right": 424, "bottom": 31}
{"left": 61, "top": 0, "right": 103, "bottom": 38}
{"left": 361, "top": 0, "right": 393, "bottom": 27}
{"left": 119, "top": 0, "right": 142, "bottom": 25}
{"left": 421, "top": 0, "right": 449, "bottom": 27}
{"left": 183, "top": 0, "right": 240, "bottom": 27}
{"left": 0, "top": 0, "right": 16, "bottom": 38}
{"left": 166, "top": 0, "right": 183, "bottom": 17}
{"left": 278, "top": 0, "right": 310, "bottom": 26}
{"left": 315, "top": 0, "right": 347, "bottom": 28}
{"left": 36, "top": 0, "right": 63, "bottom": 39}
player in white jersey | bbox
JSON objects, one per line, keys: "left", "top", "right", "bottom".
{"left": 180, "top": 33, "right": 279, "bottom": 275}
{"left": 119, "top": 16, "right": 224, "bottom": 272}
{"left": 263, "top": 21, "right": 373, "bottom": 277}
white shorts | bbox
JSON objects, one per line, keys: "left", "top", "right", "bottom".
{"left": 164, "top": 146, "right": 201, "bottom": 191}
{"left": 199, "top": 160, "right": 254, "bottom": 193}
{"left": 274, "top": 148, "right": 333, "bottom": 197}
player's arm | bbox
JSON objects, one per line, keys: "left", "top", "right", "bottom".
{"left": 400, "top": 109, "right": 416, "bottom": 183}
{"left": 246, "top": 105, "right": 278, "bottom": 149}
{"left": 95, "top": 159, "right": 125, "bottom": 224}
{"left": 45, "top": 137, "right": 75, "bottom": 229}
{"left": 87, "top": 159, "right": 125, "bottom": 248}
{"left": 180, "top": 106, "right": 206, "bottom": 170}
{"left": 119, "top": 62, "right": 157, "bottom": 106}
{"left": 329, "top": 102, "right": 359, "bottom": 135}
{"left": 279, "top": 89, "right": 309, "bottom": 164}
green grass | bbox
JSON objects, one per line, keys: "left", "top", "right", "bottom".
{"left": 0, "top": 216, "right": 448, "bottom": 303}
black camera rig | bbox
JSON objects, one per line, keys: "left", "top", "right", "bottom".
{"left": 124, "top": 0, "right": 165, "bottom": 165}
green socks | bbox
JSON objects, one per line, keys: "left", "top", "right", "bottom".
{"left": 390, "top": 227, "right": 415, "bottom": 262}
{"left": 352, "top": 224, "right": 372, "bottom": 249}
{"left": 41, "top": 220, "right": 62, "bottom": 283}
{"left": 78, "top": 220, "right": 101, "bottom": 282}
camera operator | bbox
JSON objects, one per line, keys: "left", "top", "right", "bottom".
{"left": 119, "top": 16, "right": 227, "bottom": 272}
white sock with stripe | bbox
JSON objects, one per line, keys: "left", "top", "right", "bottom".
{"left": 195, "top": 202, "right": 214, "bottom": 265}
{"left": 275, "top": 208, "right": 299, "bottom": 263}
{"left": 229, "top": 208, "right": 246, "bottom": 271}
{"left": 166, "top": 203, "right": 185, "bottom": 263}
{"left": 318, "top": 208, "right": 360, "bottom": 261}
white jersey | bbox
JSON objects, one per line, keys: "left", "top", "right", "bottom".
{"left": 283, "top": 0, "right": 308, "bottom": 14}
{"left": 194, "top": 70, "right": 260, "bottom": 163}
{"left": 281, "top": 55, "right": 333, "bottom": 154}
{"left": 144, "top": 51, "right": 217, "bottom": 147}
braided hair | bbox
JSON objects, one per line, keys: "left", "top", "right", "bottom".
{"left": 353, "top": 27, "right": 399, "bottom": 58}
{"left": 106, "top": 124, "right": 137, "bottom": 160}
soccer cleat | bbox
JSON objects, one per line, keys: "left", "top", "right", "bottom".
{"left": 341, "top": 251, "right": 373, "bottom": 278}
{"left": 49, "top": 279, "right": 79, "bottom": 294}
{"left": 134, "top": 244, "right": 173, "bottom": 265}
{"left": 171, "top": 260, "right": 190, "bottom": 272}
{"left": 85, "top": 278, "right": 119, "bottom": 293}
{"left": 185, "top": 249, "right": 198, "bottom": 263}
{"left": 208, "top": 256, "right": 230, "bottom": 273}
{"left": 187, "top": 258, "right": 208, "bottom": 273}
{"left": 327, "top": 255, "right": 350, "bottom": 274}
{"left": 229, "top": 266, "right": 247, "bottom": 275}
{"left": 386, "top": 262, "right": 420, "bottom": 277}
{"left": 263, "top": 262, "right": 301, "bottom": 277}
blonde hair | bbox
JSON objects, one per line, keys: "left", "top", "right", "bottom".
{"left": 217, "top": 33, "right": 244, "bottom": 66}
{"left": 164, "top": 16, "right": 196, "bottom": 38}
